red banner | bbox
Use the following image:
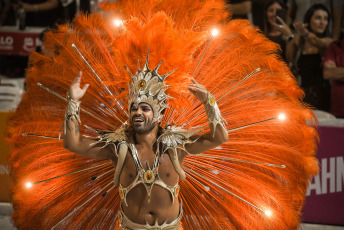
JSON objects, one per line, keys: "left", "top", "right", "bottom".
{"left": 0, "top": 27, "right": 44, "bottom": 56}
{"left": 302, "top": 125, "right": 344, "bottom": 225}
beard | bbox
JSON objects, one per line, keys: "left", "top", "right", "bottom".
{"left": 130, "top": 115, "right": 156, "bottom": 135}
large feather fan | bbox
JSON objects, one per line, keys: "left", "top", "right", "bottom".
{"left": 7, "top": 0, "right": 318, "bottom": 229}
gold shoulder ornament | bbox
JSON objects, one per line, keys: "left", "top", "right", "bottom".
{"left": 157, "top": 126, "right": 202, "bottom": 180}
{"left": 85, "top": 124, "right": 131, "bottom": 186}
{"left": 204, "top": 92, "right": 227, "bottom": 137}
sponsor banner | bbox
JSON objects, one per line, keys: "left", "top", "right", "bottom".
{"left": 302, "top": 126, "right": 344, "bottom": 225}
{"left": 0, "top": 28, "right": 43, "bottom": 55}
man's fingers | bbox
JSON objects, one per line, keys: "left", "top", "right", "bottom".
{"left": 188, "top": 86, "right": 196, "bottom": 93}
{"left": 188, "top": 85, "right": 196, "bottom": 91}
{"left": 72, "top": 71, "right": 82, "bottom": 84}
{"left": 190, "top": 84, "right": 206, "bottom": 91}
{"left": 191, "top": 78, "right": 198, "bottom": 84}
{"left": 189, "top": 85, "right": 208, "bottom": 96}
{"left": 190, "top": 83, "right": 204, "bottom": 87}
{"left": 82, "top": 84, "right": 89, "bottom": 93}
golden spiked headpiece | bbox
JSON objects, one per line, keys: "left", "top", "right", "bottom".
{"left": 127, "top": 50, "right": 176, "bottom": 122}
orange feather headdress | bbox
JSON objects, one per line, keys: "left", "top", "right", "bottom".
{"left": 6, "top": 0, "right": 318, "bottom": 229}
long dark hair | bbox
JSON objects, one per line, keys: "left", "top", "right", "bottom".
{"left": 303, "top": 4, "right": 330, "bottom": 37}
{"left": 263, "top": 0, "right": 286, "bottom": 34}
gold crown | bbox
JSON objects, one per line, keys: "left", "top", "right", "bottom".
{"left": 127, "top": 50, "right": 176, "bottom": 122}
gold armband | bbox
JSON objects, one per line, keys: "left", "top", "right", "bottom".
{"left": 204, "top": 93, "right": 226, "bottom": 137}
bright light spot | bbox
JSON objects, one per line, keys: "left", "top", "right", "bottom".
{"left": 204, "top": 186, "right": 210, "bottom": 191}
{"left": 114, "top": 19, "right": 122, "bottom": 27}
{"left": 26, "top": 182, "right": 32, "bottom": 188}
{"left": 212, "top": 170, "right": 219, "bottom": 175}
{"left": 211, "top": 29, "right": 219, "bottom": 37}
{"left": 265, "top": 210, "right": 272, "bottom": 217}
{"left": 278, "top": 113, "right": 286, "bottom": 121}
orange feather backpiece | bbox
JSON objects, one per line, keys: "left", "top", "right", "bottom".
{"left": 7, "top": 0, "right": 318, "bottom": 229}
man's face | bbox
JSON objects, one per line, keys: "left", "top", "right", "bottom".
{"left": 129, "top": 103, "right": 156, "bottom": 135}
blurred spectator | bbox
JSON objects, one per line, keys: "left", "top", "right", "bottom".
{"left": 0, "top": 0, "right": 16, "bottom": 26}
{"left": 59, "top": 0, "right": 77, "bottom": 23}
{"left": 323, "top": 18, "right": 344, "bottom": 118}
{"left": 226, "top": 0, "right": 252, "bottom": 20}
{"left": 1, "top": 0, "right": 90, "bottom": 27}
{"left": 287, "top": 0, "right": 344, "bottom": 40}
{"left": 60, "top": 0, "right": 74, "bottom": 7}
{"left": 251, "top": 0, "right": 267, "bottom": 31}
{"left": 263, "top": 0, "right": 293, "bottom": 61}
{"left": 34, "top": 28, "right": 54, "bottom": 56}
{"left": 0, "top": 55, "right": 28, "bottom": 78}
{"left": 287, "top": 4, "right": 333, "bottom": 111}
{"left": 331, "top": 2, "right": 343, "bottom": 40}
{"left": 17, "top": 0, "right": 60, "bottom": 27}
{"left": 58, "top": 0, "right": 91, "bottom": 23}
{"left": 54, "top": 0, "right": 76, "bottom": 24}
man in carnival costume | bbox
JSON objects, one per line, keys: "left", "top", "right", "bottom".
{"left": 7, "top": 0, "right": 318, "bottom": 229}
{"left": 63, "top": 63, "right": 228, "bottom": 229}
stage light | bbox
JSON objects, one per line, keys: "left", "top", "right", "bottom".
{"left": 265, "top": 210, "right": 272, "bottom": 217}
{"left": 114, "top": 19, "right": 122, "bottom": 27}
{"left": 278, "top": 113, "right": 286, "bottom": 121}
{"left": 26, "top": 182, "right": 32, "bottom": 188}
{"left": 211, "top": 29, "right": 219, "bottom": 37}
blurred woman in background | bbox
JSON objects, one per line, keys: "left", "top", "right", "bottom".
{"left": 287, "top": 4, "right": 333, "bottom": 111}
{"left": 264, "top": 0, "right": 294, "bottom": 61}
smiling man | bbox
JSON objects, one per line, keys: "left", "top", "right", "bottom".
{"left": 63, "top": 58, "right": 228, "bottom": 229}
{"left": 130, "top": 103, "right": 156, "bottom": 134}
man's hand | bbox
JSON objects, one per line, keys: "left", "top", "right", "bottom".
{"left": 70, "top": 71, "right": 89, "bottom": 102}
{"left": 188, "top": 78, "right": 208, "bottom": 102}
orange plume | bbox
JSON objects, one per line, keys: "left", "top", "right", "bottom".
{"left": 7, "top": 0, "right": 318, "bottom": 229}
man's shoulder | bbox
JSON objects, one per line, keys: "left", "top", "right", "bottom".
{"left": 157, "top": 125, "right": 202, "bottom": 154}
{"left": 85, "top": 124, "right": 132, "bottom": 145}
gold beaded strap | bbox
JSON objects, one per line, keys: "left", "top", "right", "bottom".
{"left": 65, "top": 92, "right": 81, "bottom": 122}
{"left": 204, "top": 93, "right": 226, "bottom": 137}
{"left": 63, "top": 92, "right": 81, "bottom": 135}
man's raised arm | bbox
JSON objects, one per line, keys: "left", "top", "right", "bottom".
{"left": 63, "top": 72, "right": 115, "bottom": 160}
{"left": 184, "top": 79, "right": 228, "bottom": 155}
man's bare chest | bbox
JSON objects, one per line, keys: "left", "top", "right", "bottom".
{"left": 119, "top": 149, "right": 179, "bottom": 188}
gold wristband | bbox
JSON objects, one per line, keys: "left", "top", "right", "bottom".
{"left": 59, "top": 92, "right": 81, "bottom": 138}
{"left": 61, "top": 92, "right": 81, "bottom": 137}
{"left": 204, "top": 93, "right": 226, "bottom": 137}
{"left": 65, "top": 92, "right": 81, "bottom": 123}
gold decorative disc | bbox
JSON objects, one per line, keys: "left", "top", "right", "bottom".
{"left": 139, "top": 80, "right": 146, "bottom": 89}
{"left": 119, "top": 188, "right": 124, "bottom": 199}
{"left": 143, "top": 169, "right": 155, "bottom": 184}
{"left": 174, "top": 185, "right": 180, "bottom": 197}
{"left": 208, "top": 95, "right": 216, "bottom": 106}
{"left": 118, "top": 212, "right": 123, "bottom": 223}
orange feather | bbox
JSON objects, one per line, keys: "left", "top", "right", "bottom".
{"left": 7, "top": 0, "right": 318, "bottom": 229}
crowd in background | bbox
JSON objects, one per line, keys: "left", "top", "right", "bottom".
{"left": 0, "top": 0, "right": 344, "bottom": 118}
{"left": 229, "top": 0, "right": 344, "bottom": 118}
